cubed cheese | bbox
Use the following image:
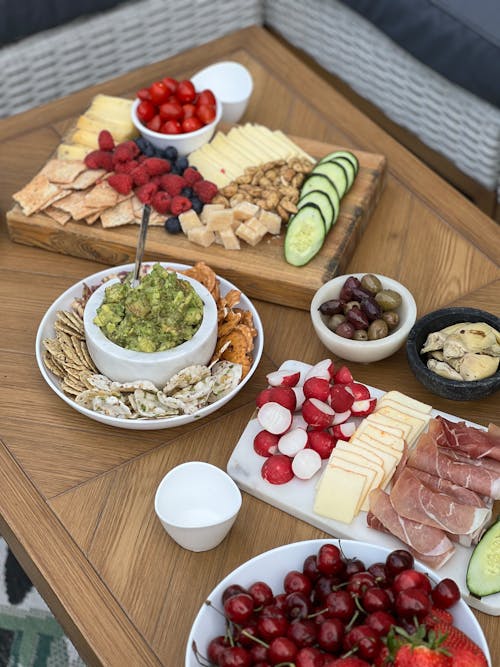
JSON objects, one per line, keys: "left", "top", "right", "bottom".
{"left": 259, "top": 209, "right": 282, "bottom": 234}
{"left": 233, "top": 201, "right": 260, "bottom": 221}
{"left": 219, "top": 227, "right": 241, "bottom": 250}
{"left": 235, "top": 222, "right": 266, "bottom": 246}
{"left": 179, "top": 209, "right": 203, "bottom": 233}
{"left": 205, "top": 208, "right": 235, "bottom": 231}
{"left": 186, "top": 226, "right": 215, "bottom": 247}
{"left": 200, "top": 203, "right": 224, "bottom": 224}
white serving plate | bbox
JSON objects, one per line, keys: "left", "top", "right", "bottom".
{"left": 185, "top": 538, "right": 491, "bottom": 666}
{"left": 36, "top": 262, "right": 263, "bottom": 430}
{"left": 227, "top": 360, "right": 500, "bottom": 615}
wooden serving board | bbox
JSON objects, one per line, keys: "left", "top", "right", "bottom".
{"left": 6, "top": 137, "right": 386, "bottom": 310}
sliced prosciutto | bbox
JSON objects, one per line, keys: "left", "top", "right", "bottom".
{"left": 390, "top": 468, "right": 491, "bottom": 535}
{"left": 408, "top": 432, "right": 500, "bottom": 499}
{"left": 430, "top": 416, "right": 500, "bottom": 461}
{"left": 409, "top": 468, "right": 492, "bottom": 508}
{"left": 368, "top": 488, "right": 455, "bottom": 569}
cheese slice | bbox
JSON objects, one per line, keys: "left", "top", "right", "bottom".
{"left": 382, "top": 391, "right": 433, "bottom": 414}
{"left": 335, "top": 440, "right": 385, "bottom": 471}
{"left": 376, "top": 406, "right": 427, "bottom": 446}
{"left": 314, "top": 464, "right": 367, "bottom": 524}
{"left": 366, "top": 413, "right": 412, "bottom": 440}
{"left": 330, "top": 450, "right": 382, "bottom": 512}
{"left": 355, "top": 423, "right": 405, "bottom": 451}
{"left": 56, "top": 143, "right": 91, "bottom": 160}
{"left": 378, "top": 398, "right": 432, "bottom": 425}
{"left": 349, "top": 437, "right": 399, "bottom": 487}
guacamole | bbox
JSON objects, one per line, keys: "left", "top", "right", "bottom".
{"left": 94, "top": 264, "right": 204, "bottom": 352}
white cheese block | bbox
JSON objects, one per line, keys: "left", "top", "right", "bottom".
{"left": 313, "top": 464, "right": 367, "bottom": 524}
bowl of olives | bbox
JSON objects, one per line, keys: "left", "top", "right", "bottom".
{"left": 310, "top": 273, "right": 417, "bottom": 363}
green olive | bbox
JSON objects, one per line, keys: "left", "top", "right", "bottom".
{"left": 375, "top": 289, "right": 402, "bottom": 311}
{"left": 328, "top": 314, "right": 345, "bottom": 331}
{"left": 382, "top": 310, "right": 400, "bottom": 330}
{"left": 361, "top": 274, "right": 382, "bottom": 295}
{"left": 353, "top": 329, "right": 368, "bottom": 341}
{"left": 368, "top": 319, "right": 389, "bottom": 340}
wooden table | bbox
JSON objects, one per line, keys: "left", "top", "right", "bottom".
{"left": 0, "top": 26, "right": 499, "bottom": 667}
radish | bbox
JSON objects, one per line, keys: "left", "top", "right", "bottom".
{"left": 292, "top": 386, "right": 305, "bottom": 411}
{"left": 292, "top": 448, "right": 322, "bottom": 480}
{"left": 291, "top": 413, "right": 308, "bottom": 430}
{"left": 331, "top": 409, "right": 351, "bottom": 425}
{"left": 256, "top": 387, "right": 273, "bottom": 408}
{"left": 261, "top": 454, "right": 294, "bottom": 484}
{"left": 303, "top": 377, "right": 330, "bottom": 402}
{"left": 307, "top": 430, "right": 336, "bottom": 459}
{"left": 266, "top": 369, "right": 301, "bottom": 388}
{"left": 333, "top": 365, "right": 353, "bottom": 385}
{"left": 254, "top": 430, "right": 279, "bottom": 457}
{"left": 256, "top": 387, "right": 296, "bottom": 412}
{"left": 302, "top": 398, "right": 335, "bottom": 429}
{"left": 257, "top": 401, "right": 293, "bottom": 434}
{"left": 304, "top": 359, "right": 335, "bottom": 382}
{"left": 351, "top": 397, "right": 377, "bottom": 416}
{"left": 278, "top": 427, "right": 308, "bottom": 457}
{"left": 329, "top": 384, "right": 354, "bottom": 413}
{"left": 345, "top": 381, "right": 370, "bottom": 401}
{"left": 332, "top": 421, "right": 356, "bottom": 440}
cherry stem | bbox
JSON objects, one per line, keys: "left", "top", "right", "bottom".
{"left": 239, "top": 629, "right": 269, "bottom": 648}
{"left": 345, "top": 609, "right": 360, "bottom": 632}
{"left": 190, "top": 640, "right": 211, "bottom": 667}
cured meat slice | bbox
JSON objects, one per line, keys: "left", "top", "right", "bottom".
{"left": 390, "top": 468, "right": 491, "bottom": 535}
{"left": 409, "top": 468, "right": 492, "bottom": 508}
{"left": 368, "top": 488, "right": 455, "bottom": 569}
{"left": 430, "top": 416, "right": 500, "bottom": 461}
{"left": 408, "top": 432, "right": 500, "bottom": 499}
{"left": 439, "top": 446, "right": 500, "bottom": 475}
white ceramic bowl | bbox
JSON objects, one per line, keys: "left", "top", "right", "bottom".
{"left": 83, "top": 270, "right": 218, "bottom": 386}
{"left": 185, "top": 538, "right": 491, "bottom": 667}
{"left": 191, "top": 61, "right": 253, "bottom": 124}
{"left": 131, "top": 97, "right": 222, "bottom": 155}
{"left": 310, "top": 273, "right": 417, "bottom": 363}
{"left": 155, "top": 462, "right": 242, "bottom": 552}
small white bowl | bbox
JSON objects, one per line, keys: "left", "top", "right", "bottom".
{"left": 83, "top": 271, "right": 218, "bottom": 386}
{"left": 155, "top": 461, "right": 242, "bottom": 552}
{"left": 131, "top": 97, "right": 222, "bottom": 155}
{"left": 191, "top": 61, "right": 253, "bottom": 124}
{"left": 310, "top": 273, "right": 417, "bottom": 363}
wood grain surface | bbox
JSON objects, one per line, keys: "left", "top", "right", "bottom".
{"left": 6, "top": 139, "right": 386, "bottom": 310}
{"left": 0, "top": 26, "right": 499, "bottom": 667}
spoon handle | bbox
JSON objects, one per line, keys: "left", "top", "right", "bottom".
{"left": 133, "top": 204, "right": 151, "bottom": 286}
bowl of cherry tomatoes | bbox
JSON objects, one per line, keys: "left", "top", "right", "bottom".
{"left": 132, "top": 76, "right": 222, "bottom": 155}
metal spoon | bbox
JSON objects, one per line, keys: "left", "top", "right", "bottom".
{"left": 132, "top": 204, "right": 151, "bottom": 287}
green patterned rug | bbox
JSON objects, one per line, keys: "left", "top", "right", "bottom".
{"left": 0, "top": 539, "right": 85, "bottom": 667}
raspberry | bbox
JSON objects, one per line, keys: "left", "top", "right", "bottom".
{"left": 119, "top": 140, "right": 141, "bottom": 158}
{"left": 151, "top": 191, "right": 172, "bottom": 214}
{"left": 170, "top": 195, "right": 192, "bottom": 216}
{"left": 135, "top": 182, "right": 158, "bottom": 204}
{"left": 84, "top": 150, "right": 114, "bottom": 172}
{"left": 183, "top": 166, "right": 202, "bottom": 185}
{"left": 131, "top": 166, "right": 150, "bottom": 187}
{"left": 193, "top": 179, "right": 218, "bottom": 204}
{"left": 98, "top": 129, "right": 115, "bottom": 152}
{"left": 108, "top": 173, "right": 133, "bottom": 195}
{"left": 112, "top": 144, "right": 135, "bottom": 164}
{"left": 160, "top": 173, "right": 187, "bottom": 197}
{"left": 114, "top": 160, "right": 138, "bottom": 175}
{"left": 142, "top": 157, "right": 171, "bottom": 176}
{"left": 150, "top": 175, "right": 162, "bottom": 186}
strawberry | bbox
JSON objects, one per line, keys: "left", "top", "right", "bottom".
{"left": 142, "top": 157, "right": 171, "bottom": 176}
{"left": 450, "top": 647, "right": 488, "bottom": 667}
{"left": 423, "top": 608, "right": 454, "bottom": 630}
{"left": 84, "top": 150, "right": 113, "bottom": 172}
{"left": 160, "top": 173, "right": 186, "bottom": 196}
{"left": 329, "top": 657, "right": 371, "bottom": 666}
{"left": 170, "top": 195, "right": 192, "bottom": 216}
{"left": 97, "top": 129, "right": 115, "bottom": 151}
{"left": 107, "top": 173, "right": 133, "bottom": 195}
{"left": 183, "top": 166, "right": 202, "bottom": 185}
{"left": 394, "top": 644, "right": 451, "bottom": 667}
{"left": 433, "top": 624, "right": 487, "bottom": 666}
{"left": 135, "top": 182, "right": 158, "bottom": 204}
{"left": 151, "top": 191, "right": 171, "bottom": 215}
{"left": 193, "top": 178, "right": 218, "bottom": 203}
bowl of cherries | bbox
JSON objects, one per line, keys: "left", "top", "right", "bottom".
{"left": 131, "top": 76, "right": 222, "bottom": 155}
{"left": 186, "top": 539, "right": 490, "bottom": 666}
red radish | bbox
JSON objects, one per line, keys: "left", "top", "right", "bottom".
{"left": 303, "top": 377, "right": 330, "bottom": 402}
{"left": 266, "top": 369, "right": 301, "bottom": 388}
{"left": 278, "top": 428, "right": 308, "bottom": 456}
{"left": 333, "top": 365, "right": 353, "bottom": 385}
{"left": 256, "top": 387, "right": 296, "bottom": 411}
{"left": 254, "top": 430, "right": 279, "bottom": 457}
{"left": 332, "top": 421, "right": 356, "bottom": 440}
{"left": 345, "top": 381, "right": 370, "bottom": 401}
{"left": 305, "top": 359, "right": 335, "bottom": 381}
{"left": 351, "top": 397, "right": 377, "bottom": 416}
{"left": 291, "top": 413, "right": 308, "bottom": 430}
{"left": 329, "top": 384, "right": 354, "bottom": 412}
{"left": 256, "top": 387, "right": 273, "bottom": 408}
{"left": 261, "top": 454, "right": 294, "bottom": 484}
{"left": 292, "top": 448, "right": 322, "bottom": 480}
{"left": 307, "top": 430, "right": 336, "bottom": 459}
{"left": 302, "top": 398, "right": 335, "bottom": 429}
{"left": 331, "top": 409, "right": 351, "bottom": 425}
{"left": 292, "top": 386, "right": 305, "bottom": 411}
{"left": 257, "top": 402, "right": 293, "bottom": 434}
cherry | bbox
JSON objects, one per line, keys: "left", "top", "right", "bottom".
{"left": 365, "top": 610, "right": 397, "bottom": 636}
{"left": 431, "top": 578, "right": 460, "bottom": 609}
{"left": 223, "top": 593, "right": 255, "bottom": 624}
{"left": 346, "top": 571, "right": 376, "bottom": 595}
{"left": 314, "top": 575, "right": 338, "bottom": 603}
{"left": 249, "top": 644, "right": 268, "bottom": 662}
{"left": 284, "top": 570, "right": 312, "bottom": 596}
{"left": 268, "top": 636, "right": 298, "bottom": 663}
{"left": 362, "top": 586, "right": 392, "bottom": 613}
{"left": 385, "top": 549, "right": 414, "bottom": 578}
{"left": 287, "top": 619, "right": 317, "bottom": 647}
{"left": 345, "top": 557, "right": 366, "bottom": 577}
{"left": 324, "top": 589, "right": 355, "bottom": 622}
{"left": 302, "top": 554, "right": 321, "bottom": 582}
{"left": 393, "top": 569, "right": 431, "bottom": 595}
{"left": 285, "top": 592, "right": 311, "bottom": 620}
{"left": 249, "top": 581, "right": 275, "bottom": 607}
{"left": 274, "top": 593, "right": 287, "bottom": 611}
{"left": 234, "top": 618, "right": 258, "bottom": 648}
{"left": 344, "top": 624, "right": 381, "bottom": 661}
{"left": 219, "top": 646, "right": 252, "bottom": 667}
{"left": 295, "top": 646, "right": 324, "bottom": 667}
{"left": 317, "top": 544, "right": 346, "bottom": 576}
{"left": 207, "top": 635, "right": 228, "bottom": 663}
{"left": 395, "top": 588, "right": 432, "bottom": 620}
{"left": 317, "top": 617, "right": 344, "bottom": 652}
{"left": 257, "top": 607, "right": 289, "bottom": 641}
{"left": 222, "top": 584, "right": 247, "bottom": 603}
{"left": 367, "top": 561, "right": 390, "bottom": 587}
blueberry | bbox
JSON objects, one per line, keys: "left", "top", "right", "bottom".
{"left": 135, "top": 137, "right": 148, "bottom": 152}
{"left": 164, "top": 216, "right": 182, "bottom": 234}
{"left": 170, "top": 164, "right": 182, "bottom": 175}
{"left": 181, "top": 186, "right": 193, "bottom": 198}
{"left": 164, "top": 146, "right": 178, "bottom": 161}
{"left": 190, "top": 197, "right": 203, "bottom": 214}
{"left": 143, "top": 144, "right": 155, "bottom": 157}
{"left": 175, "top": 156, "right": 189, "bottom": 171}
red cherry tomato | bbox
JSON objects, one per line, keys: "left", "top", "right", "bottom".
{"left": 197, "top": 89, "right": 216, "bottom": 106}
{"left": 159, "top": 101, "right": 183, "bottom": 121}
{"left": 161, "top": 120, "right": 182, "bottom": 134}
{"left": 182, "top": 116, "right": 203, "bottom": 133}
{"left": 136, "top": 100, "right": 156, "bottom": 123}
{"left": 136, "top": 87, "right": 151, "bottom": 101}
{"left": 149, "top": 81, "right": 169, "bottom": 105}
{"left": 182, "top": 103, "right": 197, "bottom": 119}
{"left": 146, "top": 115, "right": 161, "bottom": 132}
{"left": 196, "top": 103, "right": 217, "bottom": 125}
{"left": 161, "top": 77, "right": 178, "bottom": 94}
{"left": 176, "top": 79, "right": 196, "bottom": 103}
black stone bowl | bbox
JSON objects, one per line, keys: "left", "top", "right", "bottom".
{"left": 406, "top": 307, "right": 500, "bottom": 401}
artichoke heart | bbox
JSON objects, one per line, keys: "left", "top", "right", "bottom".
{"left": 427, "top": 358, "right": 463, "bottom": 381}
{"left": 459, "top": 353, "right": 500, "bottom": 382}
{"left": 421, "top": 331, "right": 448, "bottom": 354}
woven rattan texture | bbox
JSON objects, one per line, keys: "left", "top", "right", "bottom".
{"left": 0, "top": 0, "right": 262, "bottom": 118}
{"left": 265, "top": 0, "right": 500, "bottom": 197}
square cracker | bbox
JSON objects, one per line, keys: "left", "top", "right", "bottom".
{"left": 70, "top": 169, "right": 106, "bottom": 190}
{"left": 56, "top": 191, "right": 101, "bottom": 220}
{"left": 13, "top": 173, "right": 61, "bottom": 215}
{"left": 101, "top": 198, "right": 135, "bottom": 228}
{"left": 84, "top": 180, "right": 119, "bottom": 208}
{"left": 44, "top": 206, "right": 72, "bottom": 225}
{"left": 42, "top": 159, "right": 87, "bottom": 184}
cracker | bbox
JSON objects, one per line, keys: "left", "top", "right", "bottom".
{"left": 56, "top": 191, "right": 100, "bottom": 220}
{"left": 84, "top": 180, "right": 119, "bottom": 208}
{"left": 13, "top": 173, "right": 61, "bottom": 215}
{"left": 43, "top": 206, "right": 72, "bottom": 225}
{"left": 70, "top": 169, "right": 106, "bottom": 190}
{"left": 85, "top": 210, "right": 103, "bottom": 225}
{"left": 101, "top": 198, "right": 135, "bottom": 228}
{"left": 42, "top": 159, "right": 87, "bottom": 184}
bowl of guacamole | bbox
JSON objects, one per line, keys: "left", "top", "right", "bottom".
{"left": 83, "top": 264, "right": 218, "bottom": 386}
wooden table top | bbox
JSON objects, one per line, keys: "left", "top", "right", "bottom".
{"left": 0, "top": 26, "right": 499, "bottom": 667}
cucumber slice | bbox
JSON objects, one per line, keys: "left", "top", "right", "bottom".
{"left": 311, "top": 160, "right": 348, "bottom": 199}
{"left": 301, "top": 174, "right": 340, "bottom": 226}
{"left": 298, "top": 190, "right": 334, "bottom": 232}
{"left": 467, "top": 517, "right": 500, "bottom": 596}
{"left": 318, "top": 150, "right": 359, "bottom": 175}
{"left": 284, "top": 204, "right": 326, "bottom": 266}
{"left": 332, "top": 156, "right": 356, "bottom": 190}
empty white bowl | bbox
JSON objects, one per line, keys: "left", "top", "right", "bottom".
{"left": 191, "top": 61, "right": 253, "bottom": 124}
{"left": 83, "top": 271, "right": 218, "bottom": 386}
{"left": 310, "top": 273, "right": 417, "bottom": 363}
{"left": 131, "top": 97, "right": 222, "bottom": 155}
{"left": 155, "top": 462, "right": 242, "bottom": 551}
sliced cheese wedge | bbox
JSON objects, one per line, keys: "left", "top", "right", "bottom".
{"left": 330, "top": 449, "right": 383, "bottom": 513}
{"left": 382, "top": 391, "right": 433, "bottom": 414}
{"left": 314, "top": 464, "right": 367, "bottom": 524}
{"left": 376, "top": 405, "right": 428, "bottom": 447}
{"left": 355, "top": 423, "right": 405, "bottom": 451}
{"left": 365, "top": 413, "right": 412, "bottom": 441}
{"left": 350, "top": 436, "right": 399, "bottom": 487}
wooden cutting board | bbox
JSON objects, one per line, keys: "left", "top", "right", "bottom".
{"left": 6, "top": 137, "right": 386, "bottom": 310}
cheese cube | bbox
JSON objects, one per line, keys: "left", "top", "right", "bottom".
{"left": 259, "top": 209, "right": 282, "bottom": 235}
{"left": 233, "top": 201, "right": 260, "bottom": 221}
{"left": 314, "top": 464, "right": 367, "bottom": 524}
{"left": 186, "top": 227, "right": 215, "bottom": 247}
{"left": 219, "top": 227, "right": 241, "bottom": 250}
{"left": 235, "top": 222, "right": 265, "bottom": 246}
{"left": 200, "top": 204, "right": 225, "bottom": 224}
{"left": 205, "top": 208, "right": 235, "bottom": 231}
{"left": 179, "top": 209, "right": 203, "bottom": 233}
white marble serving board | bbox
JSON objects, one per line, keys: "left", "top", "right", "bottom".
{"left": 227, "top": 360, "right": 500, "bottom": 615}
